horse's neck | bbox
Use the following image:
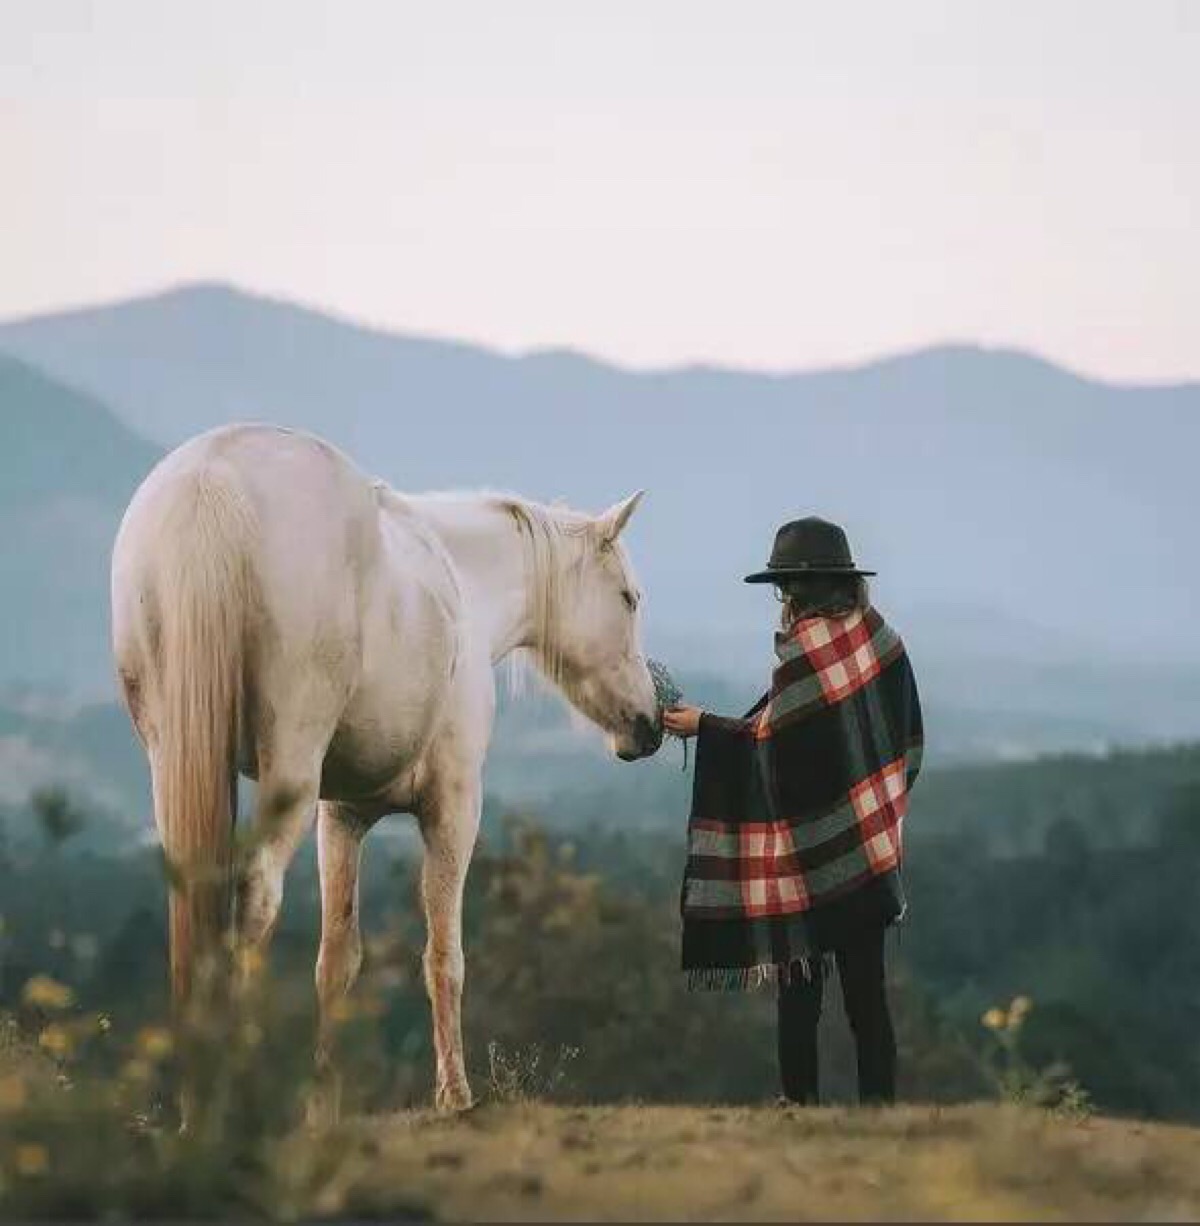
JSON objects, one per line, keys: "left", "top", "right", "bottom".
{"left": 407, "top": 494, "right": 556, "bottom": 665}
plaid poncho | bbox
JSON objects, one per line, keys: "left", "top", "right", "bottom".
{"left": 681, "top": 606, "right": 923, "bottom": 989}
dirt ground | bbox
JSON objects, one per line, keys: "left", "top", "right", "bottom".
{"left": 275, "top": 1101, "right": 1200, "bottom": 1221}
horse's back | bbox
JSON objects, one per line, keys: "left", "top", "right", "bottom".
{"left": 118, "top": 422, "right": 378, "bottom": 595}
{"left": 112, "top": 423, "right": 464, "bottom": 800}
{"left": 113, "top": 425, "right": 379, "bottom": 729}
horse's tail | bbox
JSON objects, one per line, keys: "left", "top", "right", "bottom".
{"left": 152, "top": 472, "right": 254, "bottom": 1013}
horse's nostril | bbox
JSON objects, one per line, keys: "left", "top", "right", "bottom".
{"left": 634, "top": 713, "right": 662, "bottom": 752}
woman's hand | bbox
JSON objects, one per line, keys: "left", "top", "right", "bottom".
{"left": 663, "top": 705, "right": 703, "bottom": 738}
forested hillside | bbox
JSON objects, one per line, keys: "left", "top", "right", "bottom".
{"left": 2, "top": 684, "right": 1197, "bottom": 857}
{"left": 1, "top": 739, "right": 1196, "bottom": 1122}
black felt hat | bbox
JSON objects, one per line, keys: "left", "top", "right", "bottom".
{"left": 743, "top": 516, "right": 875, "bottom": 583}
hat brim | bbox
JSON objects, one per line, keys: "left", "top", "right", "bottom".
{"left": 743, "top": 566, "right": 876, "bottom": 584}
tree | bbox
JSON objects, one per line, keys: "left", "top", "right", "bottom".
{"left": 30, "top": 787, "right": 86, "bottom": 850}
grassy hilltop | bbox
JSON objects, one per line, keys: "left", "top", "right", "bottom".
{"left": 277, "top": 1103, "right": 1200, "bottom": 1221}
{"left": 5, "top": 1076, "right": 1199, "bottom": 1221}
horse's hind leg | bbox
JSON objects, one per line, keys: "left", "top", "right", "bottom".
{"left": 312, "top": 800, "right": 366, "bottom": 1125}
{"left": 237, "top": 775, "right": 320, "bottom": 971}
{"left": 236, "top": 728, "right": 328, "bottom": 970}
{"left": 235, "top": 657, "right": 348, "bottom": 964}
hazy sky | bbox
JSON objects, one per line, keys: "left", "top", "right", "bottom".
{"left": 3, "top": 1, "right": 1198, "bottom": 379}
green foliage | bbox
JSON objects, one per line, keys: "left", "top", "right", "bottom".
{"left": 909, "top": 742, "right": 1200, "bottom": 856}
{"left": 0, "top": 736, "right": 1193, "bottom": 1217}
{"left": 462, "top": 818, "right": 779, "bottom": 1103}
{"left": 0, "top": 971, "right": 429, "bottom": 1219}
{"left": 29, "top": 789, "right": 86, "bottom": 851}
{"left": 0, "top": 1006, "right": 274, "bottom": 1217}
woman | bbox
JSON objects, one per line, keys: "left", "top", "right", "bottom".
{"left": 664, "top": 516, "right": 923, "bottom": 1106}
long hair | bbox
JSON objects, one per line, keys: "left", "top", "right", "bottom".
{"left": 504, "top": 498, "right": 568, "bottom": 683}
{"left": 149, "top": 472, "right": 254, "bottom": 1011}
{"left": 779, "top": 573, "right": 869, "bottom": 629}
{"left": 501, "top": 496, "right": 601, "bottom": 710}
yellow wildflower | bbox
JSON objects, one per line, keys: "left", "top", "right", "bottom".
{"left": 135, "top": 1027, "right": 174, "bottom": 1061}
{"left": 0, "top": 1075, "right": 28, "bottom": 1111}
{"left": 38, "top": 1024, "right": 73, "bottom": 1058}
{"left": 96, "top": 1013, "right": 113, "bottom": 1033}
{"left": 21, "top": 974, "right": 74, "bottom": 1011}
{"left": 121, "top": 1059, "right": 154, "bottom": 1085}
{"left": 981, "top": 1007, "right": 1007, "bottom": 1031}
{"left": 14, "top": 1145, "right": 50, "bottom": 1177}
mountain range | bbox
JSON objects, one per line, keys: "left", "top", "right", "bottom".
{"left": 1, "top": 282, "right": 1198, "bottom": 816}
{"left": 0, "top": 354, "right": 160, "bottom": 689}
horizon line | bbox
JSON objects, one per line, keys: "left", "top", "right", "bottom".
{"left": 1, "top": 278, "right": 1196, "bottom": 393}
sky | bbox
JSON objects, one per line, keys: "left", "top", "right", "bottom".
{"left": 2, "top": 0, "right": 1198, "bottom": 381}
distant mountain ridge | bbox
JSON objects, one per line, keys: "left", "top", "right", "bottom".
{"left": 0, "top": 353, "right": 160, "bottom": 509}
{"left": 0, "top": 354, "right": 161, "bottom": 689}
{"left": 3, "top": 281, "right": 1196, "bottom": 673}
{"left": 3, "top": 281, "right": 1200, "bottom": 773}
{"left": 4, "top": 280, "right": 1191, "bottom": 392}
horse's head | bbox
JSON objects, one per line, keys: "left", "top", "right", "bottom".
{"left": 530, "top": 492, "right": 663, "bottom": 762}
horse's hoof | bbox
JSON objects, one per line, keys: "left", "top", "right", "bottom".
{"left": 435, "top": 1085, "right": 474, "bottom": 1114}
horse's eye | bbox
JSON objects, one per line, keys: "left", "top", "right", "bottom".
{"left": 621, "top": 589, "right": 638, "bottom": 611}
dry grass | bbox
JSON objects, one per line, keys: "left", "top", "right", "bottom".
{"left": 276, "top": 1102, "right": 1200, "bottom": 1222}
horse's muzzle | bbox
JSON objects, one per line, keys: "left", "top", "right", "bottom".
{"left": 617, "top": 713, "right": 664, "bottom": 761}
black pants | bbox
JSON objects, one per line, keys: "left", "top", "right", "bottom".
{"left": 776, "top": 924, "right": 895, "bottom": 1105}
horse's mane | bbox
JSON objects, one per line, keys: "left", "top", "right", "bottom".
{"left": 413, "top": 489, "right": 596, "bottom": 703}
{"left": 499, "top": 496, "right": 589, "bottom": 695}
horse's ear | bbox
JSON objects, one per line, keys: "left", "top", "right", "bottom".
{"left": 596, "top": 490, "right": 645, "bottom": 546}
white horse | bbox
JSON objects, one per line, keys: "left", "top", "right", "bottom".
{"left": 110, "top": 423, "right": 661, "bottom": 1112}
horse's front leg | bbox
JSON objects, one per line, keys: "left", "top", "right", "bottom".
{"left": 417, "top": 764, "right": 482, "bottom": 1112}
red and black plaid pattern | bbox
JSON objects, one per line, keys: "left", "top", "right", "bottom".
{"left": 849, "top": 758, "right": 908, "bottom": 874}
{"left": 681, "top": 606, "right": 923, "bottom": 987}
{"left": 795, "top": 609, "right": 885, "bottom": 703}
{"left": 734, "top": 822, "right": 808, "bottom": 916}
